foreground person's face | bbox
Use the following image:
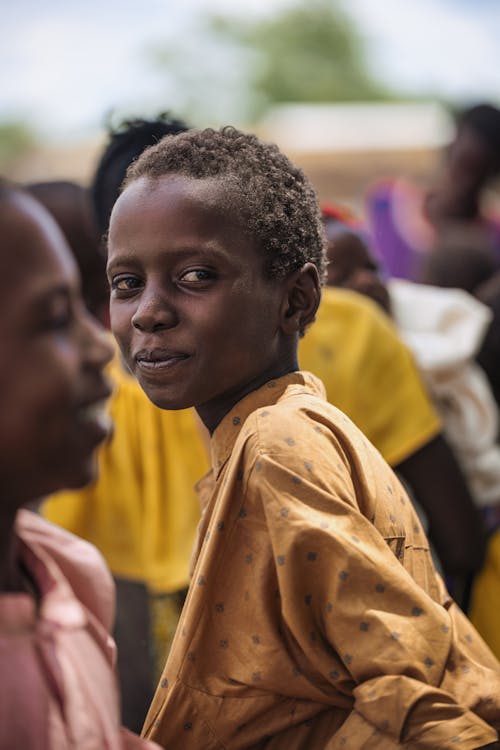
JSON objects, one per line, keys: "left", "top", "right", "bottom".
{"left": 0, "top": 193, "right": 113, "bottom": 507}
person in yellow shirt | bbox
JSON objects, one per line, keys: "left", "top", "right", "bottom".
{"left": 320, "top": 205, "right": 498, "bottom": 645}
{"left": 301, "top": 286, "right": 438, "bottom": 466}
{"left": 301, "top": 285, "right": 485, "bottom": 591}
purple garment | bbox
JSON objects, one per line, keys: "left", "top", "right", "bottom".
{"left": 366, "top": 181, "right": 424, "bottom": 280}
{"left": 367, "top": 179, "right": 500, "bottom": 281}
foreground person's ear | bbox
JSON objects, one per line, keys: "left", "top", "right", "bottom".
{"left": 280, "top": 262, "right": 321, "bottom": 336}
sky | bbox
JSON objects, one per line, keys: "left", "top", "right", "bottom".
{"left": 1, "top": 0, "right": 500, "bottom": 142}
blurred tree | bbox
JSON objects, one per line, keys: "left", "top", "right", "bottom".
{"left": 211, "top": 0, "right": 388, "bottom": 111}
{"left": 0, "top": 121, "right": 37, "bottom": 170}
{"left": 148, "top": 0, "right": 390, "bottom": 125}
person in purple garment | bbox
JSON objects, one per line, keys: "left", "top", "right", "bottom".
{"left": 366, "top": 103, "right": 500, "bottom": 281}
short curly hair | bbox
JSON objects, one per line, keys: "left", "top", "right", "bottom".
{"left": 124, "top": 126, "right": 326, "bottom": 281}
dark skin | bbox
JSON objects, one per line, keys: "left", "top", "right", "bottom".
{"left": 419, "top": 229, "right": 497, "bottom": 293}
{"left": 396, "top": 436, "right": 486, "bottom": 577}
{"left": 324, "top": 220, "right": 391, "bottom": 313}
{"left": 24, "top": 181, "right": 110, "bottom": 326}
{"left": 324, "top": 218, "right": 486, "bottom": 580}
{"left": 108, "top": 175, "right": 321, "bottom": 434}
{"left": 0, "top": 191, "right": 112, "bottom": 595}
{"left": 424, "top": 125, "right": 498, "bottom": 225}
{"left": 0, "top": 509, "right": 25, "bottom": 594}
{"left": 476, "top": 271, "right": 500, "bottom": 409}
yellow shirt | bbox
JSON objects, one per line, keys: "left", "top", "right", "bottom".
{"left": 144, "top": 372, "right": 499, "bottom": 749}
{"left": 470, "top": 528, "right": 500, "bottom": 660}
{"left": 299, "top": 288, "right": 442, "bottom": 466}
{"left": 43, "top": 358, "right": 209, "bottom": 593}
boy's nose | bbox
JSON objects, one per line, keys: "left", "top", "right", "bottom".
{"left": 131, "top": 294, "right": 178, "bottom": 333}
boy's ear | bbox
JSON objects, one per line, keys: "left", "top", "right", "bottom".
{"left": 280, "top": 262, "right": 321, "bottom": 335}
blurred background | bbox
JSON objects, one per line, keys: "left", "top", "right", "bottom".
{"left": 2, "top": 0, "right": 500, "bottom": 209}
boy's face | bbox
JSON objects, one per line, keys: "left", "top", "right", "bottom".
{"left": 108, "top": 174, "right": 289, "bottom": 428}
{"left": 0, "top": 193, "right": 113, "bottom": 508}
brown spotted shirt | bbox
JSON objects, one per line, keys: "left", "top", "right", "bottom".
{"left": 144, "top": 372, "right": 500, "bottom": 749}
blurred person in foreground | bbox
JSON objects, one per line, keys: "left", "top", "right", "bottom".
{"left": 25, "top": 180, "right": 109, "bottom": 323}
{"left": 367, "top": 103, "right": 500, "bottom": 282}
{"left": 0, "top": 181, "right": 160, "bottom": 749}
{"left": 26, "top": 125, "right": 210, "bottom": 733}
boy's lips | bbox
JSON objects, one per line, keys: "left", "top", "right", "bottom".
{"left": 134, "top": 348, "right": 190, "bottom": 371}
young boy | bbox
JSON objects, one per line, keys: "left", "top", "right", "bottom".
{"left": 0, "top": 182, "right": 159, "bottom": 749}
{"left": 107, "top": 127, "right": 500, "bottom": 749}
{"left": 35, "top": 120, "right": 209, "bottom": 731}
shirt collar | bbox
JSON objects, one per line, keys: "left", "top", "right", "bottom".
{"left": 210, "top": 370, "right": 325, "bottom": 478}
{"left": 15, "top": 513, "right": 87, "bottom": 629}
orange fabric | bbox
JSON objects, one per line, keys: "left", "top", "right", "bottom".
{"left": 144, "top": 372, "right": 500, "bottom": 749}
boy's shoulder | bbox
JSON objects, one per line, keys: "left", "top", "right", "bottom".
{"left": 239, "top": 372, "right": 370, "bottom": 469}
{"left": 16, "top": 509, "right": 115, "bottom": 631}
{"left": 226, "top": 373, "right": 411, "bottom": 535}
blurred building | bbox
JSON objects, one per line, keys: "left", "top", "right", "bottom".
{"left": 3, "top": 136, "right": 104, "bottom": 185}
{"left": 257, "top": 101, "right": 454, "bottom": 209}
{"left": 5, "top": 102, "right": 455, "bottom": 211}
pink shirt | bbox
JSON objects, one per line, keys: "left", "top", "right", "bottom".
{"left": 0, "top": 509, "right": 159, "bottom": 750}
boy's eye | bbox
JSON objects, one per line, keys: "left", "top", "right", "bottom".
{"left": 111, "top": 276, "right": 142, "bottom": 292}
{"left": 179, "top": 269, "right": 215, "bottom": 283}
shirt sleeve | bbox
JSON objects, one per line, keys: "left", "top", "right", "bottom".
{"left": 0, "top": 599, "right": 51, "bottom": 750}
{"left": 248, "top": 446, "right": 499, "bottom": 749}
{"left": 18, "top": 511, "right": 116, "bottom": 634}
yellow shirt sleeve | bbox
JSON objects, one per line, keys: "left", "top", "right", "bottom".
{"left": 42, "top": 356, "right": 208, "bottom": 593}
{"left": 299, "top": 287, "right": 442, "bottom": 466}
{"left": 470, "top": 528, "right": 500, "bottom": 661}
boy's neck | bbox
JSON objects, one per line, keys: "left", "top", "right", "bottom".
{"left": 197, "top": 353, "right": 299, "bottom": 435}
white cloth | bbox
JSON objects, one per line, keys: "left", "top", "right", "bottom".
{"left": 388, "top": 279, "right": 500, "bottom": 507}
